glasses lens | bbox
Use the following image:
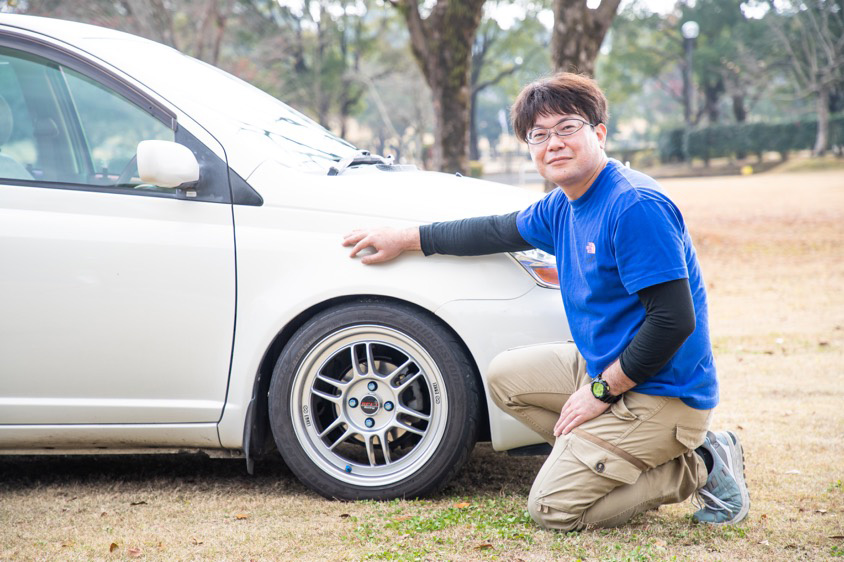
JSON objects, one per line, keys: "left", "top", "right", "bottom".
{"left": 555, "top": 120, "right": 584, "bottom": 136}
{"left": 528, "top": 129, "right": 549, "bottom": 144}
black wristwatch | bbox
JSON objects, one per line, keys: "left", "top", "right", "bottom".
{"left": 591, "top": 374, "right": 621, "bottom": 404}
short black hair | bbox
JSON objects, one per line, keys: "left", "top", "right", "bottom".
{"left": 511, "top": 73, "right": 609, "bottom": 142}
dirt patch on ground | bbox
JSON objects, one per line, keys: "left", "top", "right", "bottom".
{"left": 1, "top": 170, "right": 842, "bottom": 561}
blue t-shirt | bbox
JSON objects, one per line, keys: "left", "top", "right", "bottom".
{"left": 516, "top": 159, "right": 718, "bottom": 410}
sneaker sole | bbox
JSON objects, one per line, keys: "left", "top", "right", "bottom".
{"left": 721, "top": 430, "right": 750, "bottom": 524}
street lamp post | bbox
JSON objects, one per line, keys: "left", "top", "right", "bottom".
{"left": 681, "top": 21, "right": 699, "bottom": 127}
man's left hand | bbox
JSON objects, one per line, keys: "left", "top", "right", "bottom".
{"left": 553, "top": 384, "right": 609, "bottom": 437}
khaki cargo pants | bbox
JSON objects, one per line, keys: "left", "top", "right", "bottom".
{"left": 488, "top": 343, "right": 712, "bottom": 531}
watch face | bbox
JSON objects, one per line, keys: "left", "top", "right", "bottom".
{"left": 591, "top": 380, "right": 606, "bottom": 398}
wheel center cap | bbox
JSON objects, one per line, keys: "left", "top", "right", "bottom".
{"left": 360, "top": 395, "right": 380, "bottom": 415}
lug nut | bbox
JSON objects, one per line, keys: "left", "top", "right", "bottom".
{"left": 365, "top": 418, "right": 375, "bottom": 428}
{"left": 345, "top": 465, "right": 352, "bottom": 473}
{"left": 348, "top": 398, "right": 358, "bottom": 408}
{"left": 384, "top": 401, "right": 394, "bottom": 411}
{"left": 367, "top": 381, "right": 378, "bottom": 391}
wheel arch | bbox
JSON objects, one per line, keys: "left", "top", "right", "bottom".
{"left": 243, "top": 294, "right": 490, "bottom": 468}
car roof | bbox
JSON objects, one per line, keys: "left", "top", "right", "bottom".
{"left": 0, "top": 13, "right": 156, "bottom": 51}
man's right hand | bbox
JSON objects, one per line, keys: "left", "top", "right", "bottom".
{"left": 342, "top": 227, "right": 421, "bottom": 265}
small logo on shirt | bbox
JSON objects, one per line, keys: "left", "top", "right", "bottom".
{"left": 586, "top": 242, "right": 596, "bottom": 254}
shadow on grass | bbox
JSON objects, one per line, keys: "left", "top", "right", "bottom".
{"left": 0, "top": 443, "right": 546, "bottom": 499}
{"left": 441, "top": 443, "right": 544, "bottom": 498}
{"left": 0, "top": 451, "right": 297, "bottom": 492}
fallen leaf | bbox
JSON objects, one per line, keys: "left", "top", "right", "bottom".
{"left": 101, "top": 511, "right": 108, "bottom": 517}
{"left": 737, "top": 425, "right": 744, "bottom": 430}
{"left": 393, "top": 515, "right": 413, "bottom": 522}
{"left": 454, "top": 502, "right": 471, "bottom": 509}
{"left": 191, "top": 538, "right": 203, "bottom": 546}
{"left": 785, "top": 469, "right": 801, "bottom": 475}
{"left": 760, "top": 513, "right": 767, "bottom": 520}
{"left": 830, "top": 535, "right": 844, "bottom": 539}
{"left": 759, "top": 540, "right": 769, "bottom": 545}
{"left": 109, "top": 543, "right": 119, "bottom": 553}
{"left": 815, "top": 509, "right": 828, "bottom": 514}
{"left": 61, "top": 540, "right": 73, "bottom": 548}
{"left": 819, "top": 340, "right": 829, "bottom": 346}
{"left": 128, "top": 547, "right": 142, "bottom": 558}
{"left": 652, "top": 539, "right": 667, "bottom": 548}
{"left": 737, "top": 357, "right": 744, "bottom": 362}
{"left": 339, "top": 513, "right": 350, "bottom": 518}
{"left": 474, "top": 543, "right": 494, "bottom": 550}
{"left": 763, "top": 350, "right": 774, "bottom": 355}
{"left": 235, "top": 513, "right": 249, "bottom": 520}
{"left": 130, "top": 501, "right": 147, "bottom": 506}
{"left": 785, "top": 544, "right": 798, "bottom": 549}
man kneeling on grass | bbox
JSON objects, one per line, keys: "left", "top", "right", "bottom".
{"left": 343, "top": 73, "right": 750, "bottom": 531}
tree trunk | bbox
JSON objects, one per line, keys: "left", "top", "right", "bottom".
{"left": 395, "top": 0, "right": 486, "bottom": 174}
{"left": 469, "top": 89, "right": 480, "bottom": 161}
{"left": 703, "top": 77, "right": 724, "bottom": 124}
{"left": 814, "top": 83, "right": 830, "bottom": 156}
{"left": 732, "top": 94, "right": 747, "bottom": 123}
{"left": 551, "top": 0, "right": 621, "bottom": 75}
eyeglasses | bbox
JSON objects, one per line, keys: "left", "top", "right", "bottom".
{"left": 526, "top": 118, "right": 596, "bottom": 145}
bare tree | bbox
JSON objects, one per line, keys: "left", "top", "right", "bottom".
{"left": 21, "top": 0, "right": 234, "bottom": 66}
{"left": 551, "top": 0, "right": 621, "bottom": 75}
{"left": 391, "top": 0, "right": 486, "bottom": 174}
{"left": 766, "top": 0, "right": 844, "bottom": 155}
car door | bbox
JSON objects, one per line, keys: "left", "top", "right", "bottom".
{"left": 0, "top": 40, "right": 236, "bottom": 428}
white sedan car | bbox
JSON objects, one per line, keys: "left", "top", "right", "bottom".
{"left": 0, "top": 14, "right": 567, "bottom": 500}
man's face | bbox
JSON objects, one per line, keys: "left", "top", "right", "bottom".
{"left": 527, "top": 113, "right": 607, "bottom": 192}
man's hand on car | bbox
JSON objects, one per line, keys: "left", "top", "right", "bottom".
{"left": 343, "top": 226, "right": 421, "bottom": 265}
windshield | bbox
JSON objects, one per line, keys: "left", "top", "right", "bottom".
{"left": 83, "top": 38, "right": 357, "bottom": 173}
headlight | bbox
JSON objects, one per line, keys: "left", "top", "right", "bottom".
{"left": 511, "top": 249, "right": 560, "bottom": 289}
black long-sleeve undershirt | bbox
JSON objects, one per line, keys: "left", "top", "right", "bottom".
{"left": 419, "top": 213, "right": 696, "bottom": 383}
{"left": 419, "top": 212, "right": 532, "bottom": 256}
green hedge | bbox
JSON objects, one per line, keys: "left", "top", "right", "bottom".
{"left": 658, "top": 114, "right": 844, "bottom": 163}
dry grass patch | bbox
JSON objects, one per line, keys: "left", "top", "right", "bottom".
{"left": 1, "top": 169, "right": 843, "bottom": 561}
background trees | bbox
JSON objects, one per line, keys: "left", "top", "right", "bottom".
{"left": 5, "top": 0, "right": 840, "bottom": 168}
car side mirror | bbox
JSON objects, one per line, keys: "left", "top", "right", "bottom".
{"left": 137, "top": 140, "right": 200, "bottom": 196}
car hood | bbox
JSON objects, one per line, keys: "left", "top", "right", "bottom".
{"left": 246, "top": 160, "right": 544, "bottom": 223}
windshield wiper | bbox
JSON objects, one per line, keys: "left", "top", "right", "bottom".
{"left": 327, "top": 150, "right": 394, "bottom": 176}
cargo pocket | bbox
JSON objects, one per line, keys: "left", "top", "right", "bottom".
{"left": 569, "top": 430, "right": 645, "bottom": 485}
{"left": 675, "top": 425, "right": 708, "bottom": 450}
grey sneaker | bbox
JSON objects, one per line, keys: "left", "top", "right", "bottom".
{"left": 692, "top": 431, "right": 750, "bottom": 524}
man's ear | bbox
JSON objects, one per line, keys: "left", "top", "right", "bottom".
{"left": 595, "top": 123, "right": 608, "bottom": 149}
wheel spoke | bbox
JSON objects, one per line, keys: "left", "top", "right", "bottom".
{"left": 351, "top": 346, "right": 366, "bottom": 376}
{"left": 379, "top": 432, "right": 392, "bottom": 464}
{"left": 393, "top": 371, "right": 423, "bottom": 393}
{"left": 385, "top": 358, "right": 413, "bottom": 380}
{"left": 392, "top": 419, "right": 426, "bottom": 437}
{"left": 328, "top": 427, "right": 356, "bottom": 450}
{"left": 311, "top": 387, "right": 341, "bottom": 404}
{"left": 397, "top": 404, "right": 431, "bottom": 421}
{"left": 365, "top": 342, "right": 376, "bottom": 375}
{"left": 365, "top": 434, "right": 377, "bottom": 466}
{"left": 316, "top": 373, "right": 349, "bottom": 390}
{"left": 318, "top": 417, "right": 344, "bottom": 439}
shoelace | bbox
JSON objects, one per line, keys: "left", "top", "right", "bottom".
{"left": 693, "top": 488, "right": 730, "bottom": 513}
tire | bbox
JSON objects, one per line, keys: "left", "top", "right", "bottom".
{"left": 268, "top": 300, "right": 480, "bottom": 500}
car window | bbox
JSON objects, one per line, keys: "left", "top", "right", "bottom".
{"left": 0, "top": 45, "right": 173, "bottom": 190}
{"left": 86, "top": 39, "right": 357, "bottom": 174}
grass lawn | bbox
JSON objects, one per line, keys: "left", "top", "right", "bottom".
{"left": 1, "top": 169, "right": 842, "bottom": 561}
